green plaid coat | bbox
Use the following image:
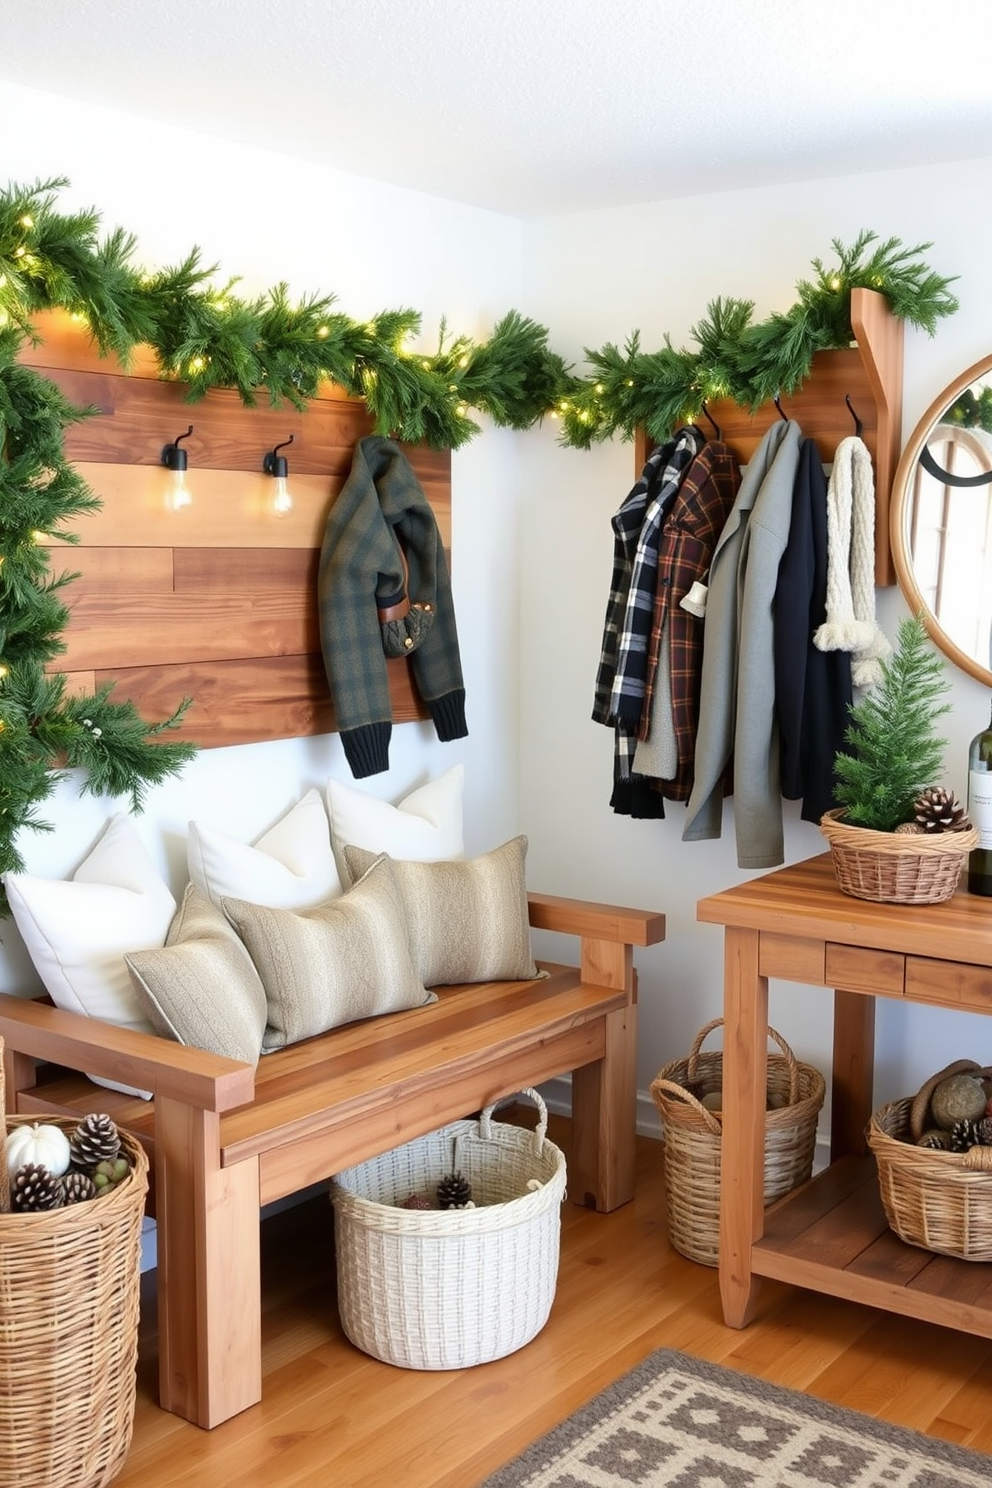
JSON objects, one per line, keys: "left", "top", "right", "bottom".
{"left": 318, "top": 437, "right": 467, "bottom": 777}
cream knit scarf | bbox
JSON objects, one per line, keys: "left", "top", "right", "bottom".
{"left": 813, "top": 435, "right": 891, "bottom": 687}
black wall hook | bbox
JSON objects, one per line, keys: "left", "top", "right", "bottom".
{"left": 701, "top": 402, "right": 722, "bottom": 441}
{"left": 845, "top": 394, "right": 864, "bottom": 438}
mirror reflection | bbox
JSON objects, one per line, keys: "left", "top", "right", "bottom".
{"left": 892, "top": 357, "right": 992, "bottom": 686}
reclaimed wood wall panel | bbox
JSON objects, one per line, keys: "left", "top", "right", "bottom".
{"left": 24, "top": 312, "right": 451, "bottom": 750}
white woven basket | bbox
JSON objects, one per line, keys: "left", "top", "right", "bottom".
{"left": 331, "top": 1088, "right": 567, "bottom": 1369}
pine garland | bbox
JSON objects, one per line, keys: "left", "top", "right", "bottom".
{"left": 557, "top": 231, "right": 959, "bottom": 449}
{"left": 832, "top": 614, "right": 951, "bottom": 833}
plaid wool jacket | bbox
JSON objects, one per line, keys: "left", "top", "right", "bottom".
{"left": 592, "top": 429, "right": 703, "bottom": 814}
{"left": 646, "top": 441, "right": 741, "bottom": 801}
{"left": 317, "top": 436, "right": 467, "bottom": 778}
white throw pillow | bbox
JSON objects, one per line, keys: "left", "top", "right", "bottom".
{"left": 327, "top": 765, "right": 465, "bottom": 886}
{"left": 4, "top": 814, "right": 177, "bottom": 1098}
{"left": 187, "top": 788, "right": 342, "bottom": 910}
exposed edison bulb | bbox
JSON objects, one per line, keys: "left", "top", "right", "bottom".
{"left": 269, "top": 474, "right": 293, "bottom": 515}
{"left": 162, "top": 426, "right": 194, "bottom": 512}
{"left": 164, "top": 467, "right": 193, "bottom": 512}
{"left": 263, "top": 435, "right": 294, "bottom": 516}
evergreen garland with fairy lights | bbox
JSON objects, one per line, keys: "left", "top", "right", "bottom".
{"left": 556, "top": 232, "right": 960, "bottom": 448}
{"left": 0, "top": 176, "right": 961, "bottom": 904}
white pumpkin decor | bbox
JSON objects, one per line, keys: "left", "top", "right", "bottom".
{"left": 5, "top": 1122, "right": 72, "bottom": 1178}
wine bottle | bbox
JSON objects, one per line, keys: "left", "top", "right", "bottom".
{"left": 967, "top": 699, "right": 992, "bottom": 895}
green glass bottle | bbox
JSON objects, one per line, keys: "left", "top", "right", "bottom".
{"left": 968, "top": 699, "right": 992, "bottom": 895}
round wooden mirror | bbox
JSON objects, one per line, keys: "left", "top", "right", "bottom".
{"left": 891, "top": 354, "right": 992, "bottom": 686}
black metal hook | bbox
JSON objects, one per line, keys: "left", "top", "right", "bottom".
{"left": 162, "top": 424, "right": 194, "bottom": 471}
{"left": 773, "top": 394, "right": 788, "bottom": 422}
{"left": 845, "top": 394, "right": 864, "bottom": 438}
{"left": 263, "top": 434, "right": 295, "bottom": 477}
{"left": 700, "top": 402, "right": 722, "bottom": 441}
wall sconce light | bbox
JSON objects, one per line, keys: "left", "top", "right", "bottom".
{"left": 162, "top": 426, "right": 194, "bottom": 511}
{"left": 263, "top": 435, "right": 295, "bottom": 515}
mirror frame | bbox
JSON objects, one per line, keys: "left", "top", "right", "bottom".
{"left": 890, "top": 351, "right": 992, "bottom": 688}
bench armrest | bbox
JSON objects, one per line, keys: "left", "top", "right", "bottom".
{"left": 0, "top": 994, "right": 255, "bottom": 1113}
{"left": 527, "top": 892, "right": 665, "bottom": 947}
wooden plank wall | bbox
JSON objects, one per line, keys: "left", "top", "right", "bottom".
{"left": 18, "top": 313, "right": 451, "bottom": 750}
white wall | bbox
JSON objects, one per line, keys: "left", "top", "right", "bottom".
{"left": 520, "top": 157, "right": 992, "bottom": 1131}
{"left": 0, "top": 80, "right": 525, "bottom": 990}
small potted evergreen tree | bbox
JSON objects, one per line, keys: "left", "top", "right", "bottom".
{"left": 820, "top": 614, "right": 977, "bottom": 902}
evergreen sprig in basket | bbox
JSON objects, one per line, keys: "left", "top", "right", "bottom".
{"left": 331, "top": 1089, "right": 567, "bottom": 1370}
{"left": 820, "top": 807, "right": 977, "bottom": 905}
{"left": 0, "top": 1043, "right": 149, "bottom": 1488}
{"left": 822, "top": 614, "right": 975, "bottom": 904}
{"left": 650, "top": 1019, "right": 825, "bottom": 1267}
{"left": 867, "top": 1095, "right": 992, "bottom": 1261}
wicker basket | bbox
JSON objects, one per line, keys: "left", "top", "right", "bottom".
{"left": 650, "top": 1019, "right": 825, "bottom": 1267}
{"left": 0, "top": 1042, "right": 149, "bottom": 1488}
{"left": 868, "top": 1096, "right": 992, "bottom": 1261}
{"left": 331, "top": 1088, "right": 566, "bottom": 1369}
{"left": 820, "top": 807, "right": 977, "bottom": 905}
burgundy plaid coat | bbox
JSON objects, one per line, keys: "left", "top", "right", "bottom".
{"left": 643, "top": 442, "right": 741, "bottom": 801}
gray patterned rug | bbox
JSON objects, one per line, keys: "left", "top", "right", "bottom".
{"left": 480, "top": 1348, "right": 992, "bottom": 1487}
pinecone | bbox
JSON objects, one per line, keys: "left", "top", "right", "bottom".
{"left": 913, "top": 787, "right": 969, "bottom": 834}
{"left": 68, "top": 1113, "right": 121, "bottom": 1172}
{"left": 60, "top": 1170, "right": 98, "bottom": 1205}
{"left": 974, "top": 1117, "right": 992, "bottom": 1147}
{"left": 436, "top": 1171, "right": 472, "bottom": 1209}
{"left": 948, "top": 1118, "right": 980, "bottom": 1152}
{"left": 10, "top": 1162, "right": 64, "bottom": 1212}
{"left": 917, "top": 1129, "right": 952, "bottom": 1150}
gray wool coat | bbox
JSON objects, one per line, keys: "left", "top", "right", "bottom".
{"left": 682, "top": 420, "right": 802, "bottom": 868}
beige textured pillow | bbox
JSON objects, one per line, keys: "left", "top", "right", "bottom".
{"left": 222, "top": 854, "right": 433, "bottom": 1051}
{"left": 343, "top": 836, "right": 539, "bottom": 987}
{"left": 125, "top": 885, "right": 267, "bottom": 1066}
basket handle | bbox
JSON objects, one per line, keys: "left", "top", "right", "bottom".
{"left": 0, "top": 1036, "right": 8, "bottom": 1214}
{"left": 686, "top": 1018, "right": 800, "bottom": 1106}
{"left": 480, "top": 1088, "right": 549, "bottom": 1153}
{"left": 650, "top": 1075, "right": 723, "bottom": 1134}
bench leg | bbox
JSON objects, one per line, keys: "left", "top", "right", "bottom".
{"left": 154, "top": 1098, "right": 261, "bottom": 1428}
{"left": 569, "top": 938, "right": 637, "bottom": 1212}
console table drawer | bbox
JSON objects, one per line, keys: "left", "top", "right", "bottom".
{"left": 825, "top": 943, "right": 905, "bottom": 996}
{"left": 906, "top": 957, "right": 992, "bottom": 1011}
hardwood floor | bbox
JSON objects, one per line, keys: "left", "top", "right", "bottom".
{"left": 114, "top": 1119, "right": 992, "bottom": 1487}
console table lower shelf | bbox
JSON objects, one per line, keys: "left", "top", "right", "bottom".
{"left": 756, "top": 1156, "right": 992, "bottom": 1338}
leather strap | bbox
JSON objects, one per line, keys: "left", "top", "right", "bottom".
{"left": 377, "top": 596, "right": 411, "bottom": 623}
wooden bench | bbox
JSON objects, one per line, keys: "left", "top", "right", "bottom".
{"left": 0, "top": 891, "right": 664, "bottom": 1430}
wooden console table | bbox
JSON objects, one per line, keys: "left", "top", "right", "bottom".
{"left": 698, "top": 852, "right": 992, "bottom": 1338}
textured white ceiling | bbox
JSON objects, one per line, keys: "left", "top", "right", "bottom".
{"left": 4, "top": 0, "right": 992, "bottom": 216}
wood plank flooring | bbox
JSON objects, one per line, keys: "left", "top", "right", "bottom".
{"left": 113, "top": 1119, "right": 992, "bottom": 1487}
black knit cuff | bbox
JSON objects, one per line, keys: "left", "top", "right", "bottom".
{"left": 427, "top": 688, "right": 468, "bottom": 743}
{"left": 610, "top": 775, "right": 666, "bottom": 819}
{"left": 341, "top": 722, "right": 392, "bottom": 778}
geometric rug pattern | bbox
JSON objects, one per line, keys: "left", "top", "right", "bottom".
{"left": 480, "top": 1348, "right": 992, "bottom": 1488}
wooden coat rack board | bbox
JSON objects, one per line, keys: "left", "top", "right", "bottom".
{"left": 634, "top": 288, "right": 904, "bottom": 587}
{"left": 18, "top": 312, "right": 451, "bottom": 751}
